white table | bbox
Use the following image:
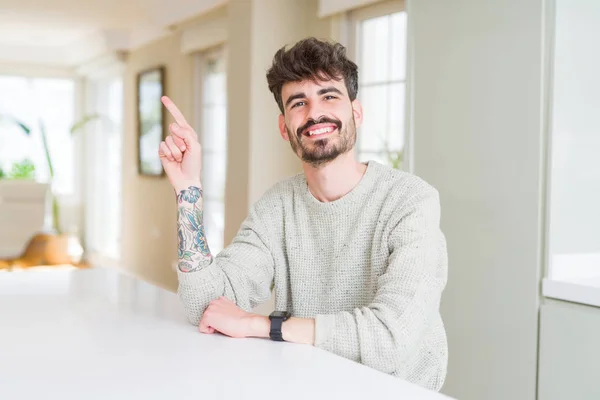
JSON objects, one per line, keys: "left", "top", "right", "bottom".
{"left": 0, "top": 267, "right": 454, "bottom": 400}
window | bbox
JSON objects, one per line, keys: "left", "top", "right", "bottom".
{"left": 542, "top": 0, "right": 600, "bottom": 307}
{"left": 0, "top": 76, "right": 75, "bottom": 194}
{"left": 84, "top": 77, "right": 123, "bottom": 261}
{"left": 349, "top": 1, "right": 407, "bottom": 169}
{"left": 547, "top": 0, "right": 600, "bottom": 268}
{"left": 194, "top": 47, "right": 227, "bottom": 254}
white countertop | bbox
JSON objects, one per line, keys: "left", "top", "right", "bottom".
{"left": 0, "top": 267, "right": 453, "bottom": 400}
{"left": 543, "top": 253, "right": 600, "bottom": 308}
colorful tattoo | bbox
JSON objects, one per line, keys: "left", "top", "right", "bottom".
{"left": 177, "top": 185, "right": 202, "bottom": 204}
{"left": 177, "top": 185, "right": 212, "bottom": 272}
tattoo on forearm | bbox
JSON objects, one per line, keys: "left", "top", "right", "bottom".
{"left": 177, "top": 185, "right": 212, "bottom": 272}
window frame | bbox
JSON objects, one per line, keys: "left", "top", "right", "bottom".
{"left": 193, "top": 45, "right": 228, "bottom": 254}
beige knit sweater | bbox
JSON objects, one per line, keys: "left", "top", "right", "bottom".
{"left": 176, "top": 160, "right": 448, "bottom": 391}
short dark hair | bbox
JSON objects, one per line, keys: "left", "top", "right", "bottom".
{"left": 266, "top": 37, "right": 359, "bottom": 114}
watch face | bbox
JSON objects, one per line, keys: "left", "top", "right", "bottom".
{"left": 270, "top": 311, "right": 290, "bottom": 319}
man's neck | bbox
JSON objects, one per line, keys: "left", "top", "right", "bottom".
{"left": 302, "top": 152, "right": 368, "bottom": 203}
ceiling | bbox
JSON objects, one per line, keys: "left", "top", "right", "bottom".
{"left": 0, "top": 0, "right": 225, "bottom": 67}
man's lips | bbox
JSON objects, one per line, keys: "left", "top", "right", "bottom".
{"left": 301, "top": 123, "right": 338, "bottom": 138}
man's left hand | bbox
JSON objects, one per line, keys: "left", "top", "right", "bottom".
{"left": 198, "top": 296, "right": 268, "bottom": 338}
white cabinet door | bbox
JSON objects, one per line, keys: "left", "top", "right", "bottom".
{"left": 538, "top": 300, "right": 600, "bottom": 400}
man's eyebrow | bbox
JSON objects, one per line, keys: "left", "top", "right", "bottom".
{"left": 317, "top": 87, "right": 343, "bottom": 96}
{"left": 284, "top": 87, "right": 344, "bottom": 108}
{"left": 285, "top": 92, "right": 306, "bottom": 108}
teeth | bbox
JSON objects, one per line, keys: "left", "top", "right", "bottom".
{"left": 308, "top": 127, "right": 334, "bottom": 136}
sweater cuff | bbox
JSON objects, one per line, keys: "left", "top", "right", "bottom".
{"left": 314, "top": 313, "right": 336, "bottom": 349}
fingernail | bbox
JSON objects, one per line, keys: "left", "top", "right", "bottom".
{"left": 180, "top": 146, "right": 186, "bottom": 152}
{"left": 171, "top": 123, "right": 179, "bottom": 132}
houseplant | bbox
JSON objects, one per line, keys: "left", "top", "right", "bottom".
{"left": 385, "top": 149, "right": 403, "bottom": 170}
{"left": 7, "top": 159, "right": 36, "bottom": 179}
{"left": 380, "top": 137, "right": 404, "bottom": 170}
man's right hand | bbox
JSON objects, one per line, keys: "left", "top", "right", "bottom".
{"left": 159, "top": 96, "right": 203, "bottom": 193}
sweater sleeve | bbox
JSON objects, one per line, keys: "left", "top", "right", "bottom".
{"left": 313, "top": 187, "right": 448, "bottom": 390}
{"left": 176, "top": 205, "right": 275, "bottom": 325}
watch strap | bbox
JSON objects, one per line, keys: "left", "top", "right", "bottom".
{"left": 270, "top": 317, "right": 285, "bottom": 341}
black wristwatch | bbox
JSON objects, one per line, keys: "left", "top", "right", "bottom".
{"left": 268, "top": 311, "right": 291, "bottom": 341}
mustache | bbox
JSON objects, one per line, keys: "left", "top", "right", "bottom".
{"left": 297, "top": 117, "right": 342, "bottom": 137}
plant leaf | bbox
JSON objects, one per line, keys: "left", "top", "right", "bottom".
{"left": 38, "top": 120, "right": 54, "bottom": 178}
{"left": 0, "top": 115, "right": 32, "bottom": 135}
{"left": 70, "top": 114, "right": 101, "bottom": 135}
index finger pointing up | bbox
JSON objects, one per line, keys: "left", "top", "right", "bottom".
{"left": 161, "top": 96, "right": 189, "bottom": 128}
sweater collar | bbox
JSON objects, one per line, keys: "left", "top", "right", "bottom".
{"left": 301, "top": 160, "right": 381, "bottom": 211}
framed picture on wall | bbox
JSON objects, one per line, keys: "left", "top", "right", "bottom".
{"left": 136, "top": 66, "right": 166, "bottom": 177}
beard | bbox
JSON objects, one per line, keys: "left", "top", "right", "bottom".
{"left": 286, "top": 115, "right": 357, "bottom": 168}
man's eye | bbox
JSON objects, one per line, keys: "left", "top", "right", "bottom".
{"left": 292, "top": 101, "right": 305, "bottom": 108}
{"left": 324, "top": 95, "right": 337, "bottom": 100}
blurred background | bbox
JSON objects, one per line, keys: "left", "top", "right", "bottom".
{"left": 0, "top": 0, "right": 598, "bottom": 399}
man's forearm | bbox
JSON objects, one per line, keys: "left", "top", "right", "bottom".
{"left": 248, "top": 316, "right": 315, "bottom": 345}
{"left": 176, "top": 184, "right": 212, "bottom": 272}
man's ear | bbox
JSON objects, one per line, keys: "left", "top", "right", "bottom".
{"left": 279, "top": 114, "right": 289, "bottom": 141}
{"left": 351, "top": 98, "right": 363, "bottom": 129}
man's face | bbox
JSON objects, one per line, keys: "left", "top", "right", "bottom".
{"left": 278, "top": 78, "right": 363, "bottom": 167}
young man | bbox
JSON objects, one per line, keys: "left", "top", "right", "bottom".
{"left": 158, "top": 37, "right": 448, "bottom": 391}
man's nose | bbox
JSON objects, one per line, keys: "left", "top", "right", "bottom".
{"left": 306, "top": 103, "right": 325, "bottom": 122}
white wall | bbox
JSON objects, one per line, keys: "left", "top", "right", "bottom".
{"left": 409, "top": 0, "right": 545, "bottom": 398}
{"left": 538, "top": 299, "right": 600, "bottom": 400}
{"left": 121, "top": 32, "right": 192, "bottom": 292}
{"left": 548, "top": 0, "right": 600, "bottom": 255}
